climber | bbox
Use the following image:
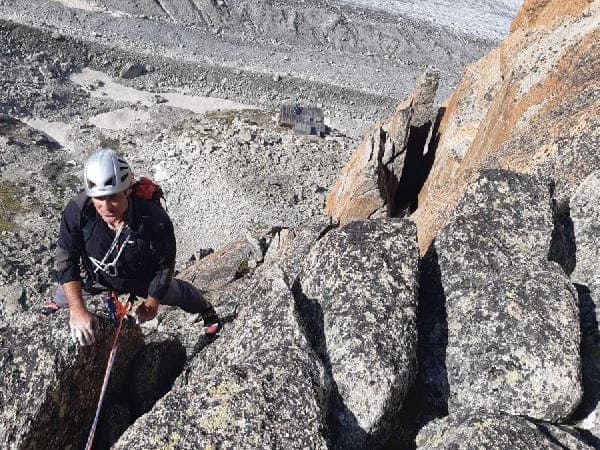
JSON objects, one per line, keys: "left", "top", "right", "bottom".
{"left": 42, "top": 148, "right": 221, "bottom": 345}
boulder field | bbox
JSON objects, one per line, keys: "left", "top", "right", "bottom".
{"left": 1, "top": 0, "right": 599, "bottom": 448}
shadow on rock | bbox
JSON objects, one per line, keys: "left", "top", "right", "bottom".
{"left": 570, "top": 284, "right": 600, "bottom": 423}
{"left": 391, "top": 107, "right": 444, "bottom": 218}
{"left": 292, "top": 279, "right": 371, "bottom": 449}
{"left": 128, "top": 333, "right": 187, "bottom": 417}
{"left": 548, "top": 196, "right": 576, "bottom": 276}
{"left": 382, "top": 243, "right": 449, "bottom": 450}
{"left": 410, "top": 243, "right": 449, "bottom": 430}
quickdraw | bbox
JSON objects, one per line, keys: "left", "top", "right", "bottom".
{"left": 84, "top": 291, "right": 132, "bottom": 450}
{"left": 88, "top": 224, "right": 135, "bottom": 277}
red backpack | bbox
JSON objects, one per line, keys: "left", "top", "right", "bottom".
{"left": 131, "top": 177, "right": 166, "bottom": 209}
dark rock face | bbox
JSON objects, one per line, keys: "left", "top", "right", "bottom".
{"left": 112, "top": 266, "right": 329, "bottom": 449}
{"left": 434, "top": 169, "right": 581, "bottom": 421}
{"left": 570, "top": 171, "right": 600, "bottom": 435}
{"left": 416, "top": 409, "right": 594, "bottom": 449}
{"left": 0, "top": 311, "right": 143, "bottom": 449}
{"left": 119, "top": 63, "right": 146, "bottom": 79}
{"left": 299, "top": 218, "right": 419, "bottom": 448}
{"left": 128, "top": 332, "right": 187, "bottom": 416}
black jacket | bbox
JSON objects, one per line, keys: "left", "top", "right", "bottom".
{"left": 56, "top": 192, "right": 176, "bottom": 300}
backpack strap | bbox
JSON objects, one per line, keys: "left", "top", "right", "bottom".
{"left": 73, "top": 191, "right": 95, "bottom": 219}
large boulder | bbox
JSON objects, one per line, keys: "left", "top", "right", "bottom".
{"left": 157, "top": 223, "right": 330, "bottom": 359}
{"left": 325, "top": 70, "right": 439, "bottom": 223}
{"left": 112, "top": 266, "right": 329, "bottom": 449}
{"left": 444, "top": 269, "right": 580, "bottom": 421}
{"left": 157, "top": 235, "right": 270, "bottom": 357}
{"left": 413, "top": 0, "right": 600, "bottom": 253}
{"left": 571, "top": 171, "right": 600, "bottom": 308}
{"left": 263, "top": 221, "right": 330, "bottom": 282}
{"left": 570, "top": 171, "right": 600, "bottom": 435}
{"left": 299, "top": 218, "right": 419, "bottom": 448}
{"left": 416, "top": 409, "right": 595, "bottom": 449}
{"left": 178, "top": 237, "right": 258, "bottom": 295}
{"left": 0, "top": 310, "right": 143, "bottom": 449}
{"left": 178, "top": 227, "right": 289, "bottom": 299}
{"left": 435, "top": 170, "right": 581, "bottom": 421}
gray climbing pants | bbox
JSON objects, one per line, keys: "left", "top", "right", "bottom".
{"left": 54, "top": 278, "right": 212, "bottom": 313}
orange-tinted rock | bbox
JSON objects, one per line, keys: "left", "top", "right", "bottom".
{"left": 413, "top": 0, "right": 599, "bottom": 254}
{"left": 511, "top": 0, "right": 592, "bottom": 31}
{"left": 325, "top": 70, "right": 439, "bottom": 224}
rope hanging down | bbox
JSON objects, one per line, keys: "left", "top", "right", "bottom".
{"left": 84, "top": 291, "right": 131, "bottom": 450}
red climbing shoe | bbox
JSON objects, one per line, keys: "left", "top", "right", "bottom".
{"left": 201, "top": 308, "right": 222, "bottom": 336}
{"left": 40, "top": 300, "right": 60, "bottom": 319}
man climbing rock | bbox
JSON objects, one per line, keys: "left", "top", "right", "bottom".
{"left": 43, "top": 148, "right": 221, "bottom": 345}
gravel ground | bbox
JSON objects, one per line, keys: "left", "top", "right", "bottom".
{"left": 0, "top": 0, "right": 502, "bottom": 131}
{"left": 0, "top": 0, "right": 517, "bottom": 316}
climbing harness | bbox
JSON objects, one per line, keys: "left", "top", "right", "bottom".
{"left": 88, "top": 224, "right": 135, "bottom": 277}
{"left": 84, "top": 291, "right": 132, "bottom": 450}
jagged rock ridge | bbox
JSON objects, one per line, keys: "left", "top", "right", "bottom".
{"left": 413, "top": 0, "right": 600, "bottom": 252}
{"left": 325, "top": 69, "right": 440, "bottom": 223}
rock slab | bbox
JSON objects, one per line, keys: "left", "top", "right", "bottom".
{"left": 435, "top": 169, "right": 581, "bottom": 421}
{"left": 416, "top": 409, "right": 594, "bottom": 449}
{"left": 325, "top": 70, "right": 439, "bottom": 223}
{"left": 0, "top": 311, "right": 143, "bottom": 449}
{"left": 570, "top": 171, "right": 600, "bottom": 436}
{"left": 113, "top": 266, "right": 329, "bottom": 449}
{"left": 300, "top": 218, "right": 419, "bottom": 448}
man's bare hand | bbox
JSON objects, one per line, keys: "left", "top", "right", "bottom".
{"left": 134, "top": 297, "right": 159, "bottom": 324}
{"left": 69, "top": 307, "right": 99, "bottom": 346}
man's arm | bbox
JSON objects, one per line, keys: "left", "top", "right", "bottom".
{"left": 56, "top": 195, "right": 86, "bottom": 286}
{"left": 56, "top": 195, "right": 98, "bottom": 345}
{"left": 135, "top": 213, "right": 176, "bottom": 323}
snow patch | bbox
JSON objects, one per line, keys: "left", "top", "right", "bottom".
{"left": 51, "top": 0, "right": 132, "bottom": 17}
{"left": 21, "top": 117, "right": 74, "bottom": 150}
{"left": 51, "top": 0, "right": 102, "bottom": 13}
{"left": 71, "top": 68, "right": 256, "bottom": 115}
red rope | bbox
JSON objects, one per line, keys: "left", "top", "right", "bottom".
{"left": 84, "top": 291, "right": 130, "bottom": 450}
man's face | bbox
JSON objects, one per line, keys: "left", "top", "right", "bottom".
{"left": 91, "top": 191, "right": 129, "bottom": 226}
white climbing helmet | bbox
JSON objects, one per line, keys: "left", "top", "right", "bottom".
{"left": 83, "top": 149, "right": 132, "bottom": 197}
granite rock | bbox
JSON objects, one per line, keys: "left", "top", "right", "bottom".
{"left": 299, "top": 218, "right": 419, "bottom": 448}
